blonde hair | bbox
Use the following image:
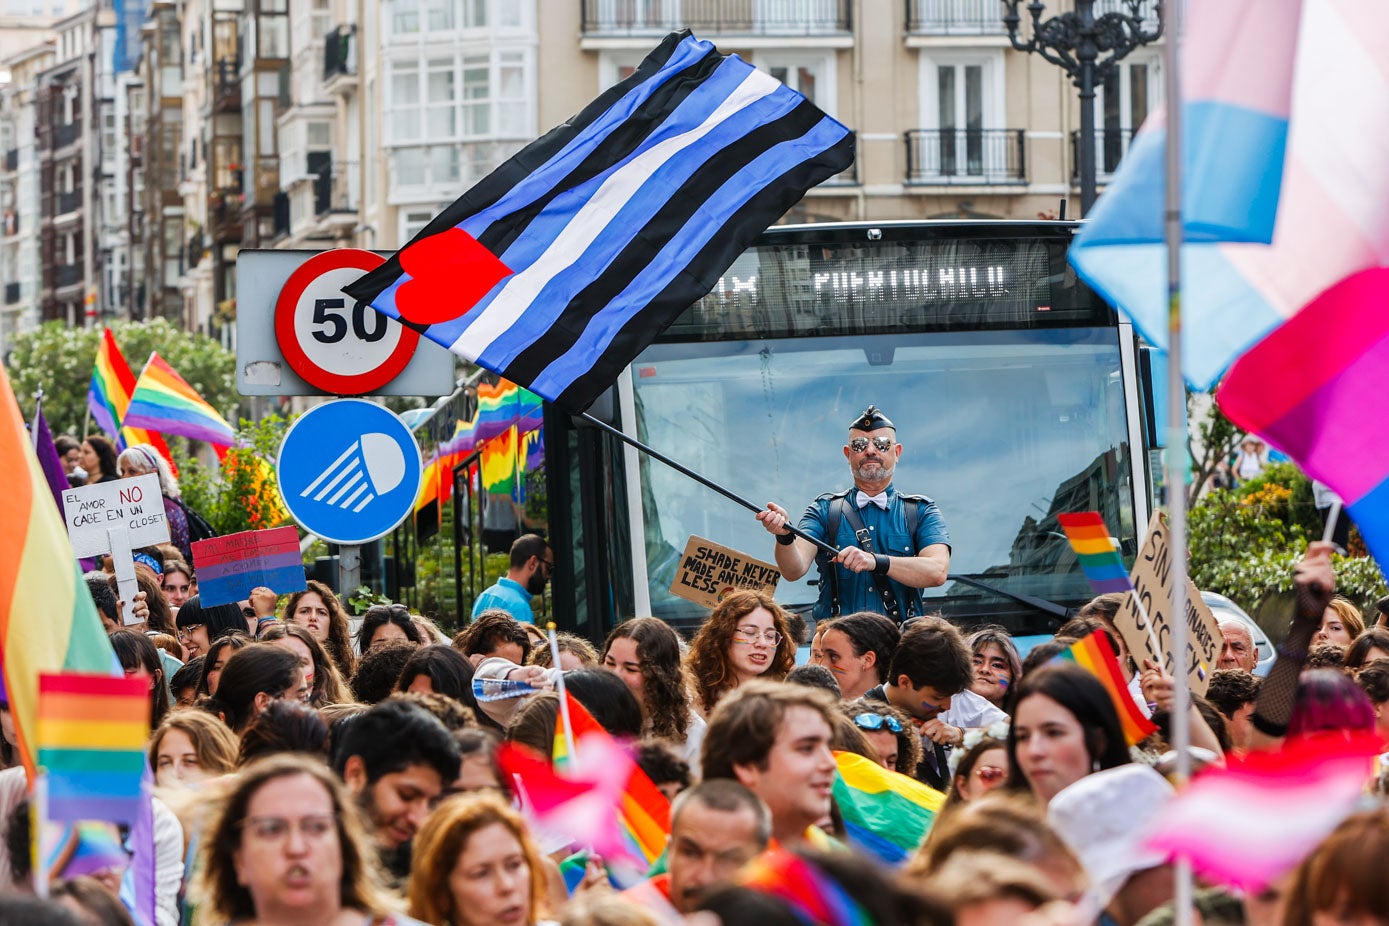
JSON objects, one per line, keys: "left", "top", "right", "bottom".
{"left": 408, "top": 792, "right": 548, "bottom": 926}
{"left": 193, "top": 755, "right": 391, "bottom": 922}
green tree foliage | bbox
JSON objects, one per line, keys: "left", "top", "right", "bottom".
{"left": 177, "top": 415, "right": 293, "bottom": 536}
{"left": 4, "top": 319, "right": 237, "bottom": 438}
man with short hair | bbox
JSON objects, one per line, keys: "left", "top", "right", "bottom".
{"left": 654, "top": 780, "right": 771, "bottom": 913}
{"left": 332, "top": 698, "right": 461, "bottom": 882}
{"left": 701, "top": 680, "right": 839, "bottom": 846}
{"left": 862, "top": 617, "right": 991, "bottom": 790}
{"left": 470, "top": 533, "right": 552, "bottom": 624}
{"left": 758, "top": 405, "right": 950, "bottom": 623}
{"left": 1217, "top": 620, "right": 1258, "bottom": 673}
{"left": 1205, "top": 669, "right": 1261, "bottom": 755}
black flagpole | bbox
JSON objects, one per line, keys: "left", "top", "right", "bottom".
{"left": 578, "top": 412, "right": 840, "bottom": 558}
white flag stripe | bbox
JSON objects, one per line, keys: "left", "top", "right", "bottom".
{"left": 446, "top": 67, "right": 784, "bottom": 361}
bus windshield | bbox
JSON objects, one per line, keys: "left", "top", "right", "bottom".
{"left": 629, "top": 325, "right": 1139, "bottom": 630}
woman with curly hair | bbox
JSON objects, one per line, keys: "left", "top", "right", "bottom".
{"left": 685, "top": 591, "right": 796, "bottom": 715}
{"left": 282, "top": 579, "right": 357, "bottom": 677}
{"left": 602, "top": 617, "right": 706, "bottom": 764}
{"left": 260, "top": 622, "right": 354, "bottom": 707}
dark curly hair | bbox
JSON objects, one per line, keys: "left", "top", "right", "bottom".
{"left": 282, "top": 580, "right": 357, "bottom": 677}
{"left": 685, "top": 591, "right": 796, "bottom": 715}
{"left": 602, "top": 617, "right": 692, "bottom": 741}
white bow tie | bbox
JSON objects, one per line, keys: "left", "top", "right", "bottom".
{"left": 856, "top": 491, "right": 888, "bottom": 510}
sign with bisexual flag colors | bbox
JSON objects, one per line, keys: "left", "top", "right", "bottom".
{"left": 36, "top": 672, "right": 148, "bottom": 824}
{"left": 192, "top": 526, "right": 306, "bottom": 608}
{"left": 277, "top": 400, "right": 423, "bottom": 545}
{"left": 344, "top": 30, "right": 854, "bottom": 415}
{"left": 1114, "top": 513, "right": 1221, "bottom": 696}
{"left": 1057, "top": 511, "right": 1133, "bottom": 595}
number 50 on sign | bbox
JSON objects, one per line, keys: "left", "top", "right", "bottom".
{"left": 274, "top": 248, "right": 421, "bottom": 396}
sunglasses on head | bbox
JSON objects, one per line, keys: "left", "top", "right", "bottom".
{"left": 848, "top": 436, "right": 894, "bottom": 453}
{"left": 853, "top": 712, "right": 903, "bottom": 734}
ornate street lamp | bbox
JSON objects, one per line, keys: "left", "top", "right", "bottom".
{"left": 1003, "top": 0, "right": 1163, "bottom": 216}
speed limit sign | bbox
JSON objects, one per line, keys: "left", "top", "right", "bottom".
{"left": 274, "top": 249, "right": 421, "bottom": 396}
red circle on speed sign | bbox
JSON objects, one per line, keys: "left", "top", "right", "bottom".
{"left": 274, "top": 249, "right": 420, "bottom": 395}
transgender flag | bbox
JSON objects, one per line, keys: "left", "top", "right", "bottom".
{"left": 1069, "top": 0, "right": 1305, "bottom": 389}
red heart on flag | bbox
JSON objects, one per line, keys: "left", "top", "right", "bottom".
{"left": 395, "top": 227, "right": 513, "bottom": 326}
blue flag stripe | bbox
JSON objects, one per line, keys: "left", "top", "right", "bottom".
{"left": 531, "top": 117, "right": 853, "bottom": 395}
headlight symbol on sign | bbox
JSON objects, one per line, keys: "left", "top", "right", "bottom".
{"left": 299, "top": 433, "right": 407, "bottom": 514}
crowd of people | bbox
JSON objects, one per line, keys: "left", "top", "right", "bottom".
{"left": 0, "top": 532, "right": 1385, "bottom": 926}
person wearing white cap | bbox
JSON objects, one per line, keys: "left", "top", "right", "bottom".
{"left": 1047, "top": 764, "right": 1175, "bottom": 926}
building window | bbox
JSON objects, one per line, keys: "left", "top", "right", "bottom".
{"left": 754, "top": 51, "right": 836, "bottom": 113}
{"left": 401, "top": 207, "right": 436, "bottom": 243}
{"left": 916, "top": 49, "right": 1005, "bottom": 179}
{"left": 1094, "top": 51, "right": 1161, "bottom": 176}
{"left": 387, "top": 47, "right": 533, "bottom": 144}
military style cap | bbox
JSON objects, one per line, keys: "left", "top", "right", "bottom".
{"left": 849, "top": 405, "right": 894, "bottom": 431}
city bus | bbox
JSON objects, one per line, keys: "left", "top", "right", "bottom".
{"left": 397, "top": 220, "right": 1161, "bottom": 644}
{"left": 534, "top": 219, "right": 1161, "bottom": 642}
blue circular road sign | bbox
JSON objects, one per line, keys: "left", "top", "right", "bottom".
{"left": 277, "top": 399, "right": 423, "bottom": 545}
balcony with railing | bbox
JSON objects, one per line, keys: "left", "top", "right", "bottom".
{"left": 1095, "top": 0, "right": 1160, "bottom": 22}
{"left": 212, "top": 57, "right": 242, "bottom": 112}
{"left": 1069, "top": 127, "right": 1134, "bottom": 184}
{"left": 323, "top": 24, "right": 357, "bottom": 91}
{"left": 905, "top": 128, "right": 1025, "bottom": 185}
{"left": 581, "top": 0, "right": 850, "bottom": 37}
{"left": 53, "top": 122, "right": 81, "bottom": 150}
{"left": 4, "top": 282, "right": 19, "bottom": 305}
{"left": 56, "top": 190, "right": 81, "bottom": 215}
{"left": 55, "top": 263, "right": 81, "bottom": 289}
{"left": 313, "top": 159, "right": 358, "bottom": 226}
{"left": 906, "top": 0, "right": 1007, "bottom": 36}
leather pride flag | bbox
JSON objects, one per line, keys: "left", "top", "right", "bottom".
{"left": 345, "top": 30, "right": 854, "bottom": 415}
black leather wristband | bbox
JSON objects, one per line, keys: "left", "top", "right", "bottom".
{"left": 874, "top": 554, "right": 890, "bottom": 575}
{"left": 776, "top": 531, "right": 796, "bottom": 546}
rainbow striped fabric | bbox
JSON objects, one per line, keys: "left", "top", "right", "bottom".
{"left": 37, "top": 672, "right": 149, "bottom": 824}
{"left": 86, "top": 328, "right": 175, "bottom": 460}
{"left": 738, "top": 848, "right": 875, "bottom": 926}
{"left": 1057, "top": 511, "right": 1132, "bottom": 595}
{"left": 0, "top": 365, "right": 119, "bottom": 780}
{"left": 832, "top": 751, "right": 943, "bottom": 864}
{"left": 1054, "top": 630, "right": 1156, "bottom": 746}
{"left": 553, "top": 690, "right": 670, "bottom": 867}
{"left": 123, "top": 352, "right": 235, "bottom": 446}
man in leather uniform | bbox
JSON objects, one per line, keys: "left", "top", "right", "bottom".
{"left": 757, "top": 405, "right": 951, "bottom": 623}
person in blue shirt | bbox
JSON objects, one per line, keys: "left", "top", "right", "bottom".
{"left": 469, "top": 533, "right": 552, "bottom": 624}
{"left": 757, "top": 405, "right": 951, "bottom": 622}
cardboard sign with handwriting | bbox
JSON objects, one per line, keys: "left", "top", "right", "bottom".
{"left": 1113, "top": 512, "right": 1222, "bottom": 696}
{"left": 670, "top": 536, "right": 781, "bottom": 609}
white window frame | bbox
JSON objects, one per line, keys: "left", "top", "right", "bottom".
{"left": 914, "top": 47, "right": 1007, "bottom": 182}
{"left": 753, "top": 50, "right": 838, "bottom": 116}
{"left": 1092, "top": 48, "right": 1162, "bottom": 178}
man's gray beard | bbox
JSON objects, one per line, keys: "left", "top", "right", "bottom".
{"left": 854, "top": 461, "right": 893, "bottom": 482}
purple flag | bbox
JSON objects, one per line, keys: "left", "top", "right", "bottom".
{"left": 119, "top": 766, "right": 157, "bottom": 926}
{"left": 32, "top": 409, "right": 70, "bottom": 514}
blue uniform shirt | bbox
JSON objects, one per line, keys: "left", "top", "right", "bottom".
{"left": 797, "top": 483, "right": 950, "bottom": 622}
{"left": 471, "top": 576, "right": 535, "bottom": 624}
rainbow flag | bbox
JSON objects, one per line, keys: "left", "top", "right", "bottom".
{"left": 0, "top": 365, "right": 118, "bottom": 780}
{"left": 553, "top": 691, "right": 670, "bottom": 867}
{"left": 124, "top": 352, "right": 235, "bottom": 446}
{"left": 1054, "top": 630, "right": 1156, "bottom": 746}
{"left": 1057, "top": 511, "right": 1132, "bottom": 594}
{"left": 36, "top": 672, "right": 149, "bottom": 823}
{"left": 481, "top": 425, "right": 520, "bottom": 497}
{"left": 86, "top": 328, "right": 176, "bottom": 462}
{"left": 832, "top": 751, "right": 943, "bottom": 864}
{"left": 43, "top": 821, "right": 129, "bottom": 882}
{"left": 738, "top": 849, "right": 875, "bottom": 926}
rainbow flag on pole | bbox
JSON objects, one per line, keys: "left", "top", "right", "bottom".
{"left": 123, "top": 352, "right": 235, "bottom": 446}
{"left": 86, "top": 328, "right": 176, "bottom": 462}
{"left": 832, "top": 751, "right": 943, "bottom": 864}
{"left": 1054, "top": 630, "right": 1156, "bottom": 746}
{"left": 1057, "top": 511, "right": 1132, "bottom": 594}
{"left": 36, "top": 672, "right": 148, "bottom": 824}
{"left": 0, "top": 365, "right": 119, "bottom": 780}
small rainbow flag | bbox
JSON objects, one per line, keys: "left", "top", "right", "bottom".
{"left": 832, "top": 751, "right": 943, "bottom": 864}
{"left": 553, "top": 691, "right": 670, "bottom": 867}
{"left": 86, "top": 328, "right": 176, "bottom": 463}
{"left": 1, "top": 365, "right": 118, "bottom": 780}
{"left": 1054, "top": 630, "right": 1156, "bottom": 746}
{"left": 1057, "top": 511, "right": 1133, "bottom": 594}
{"left": 36, "top": 672, "right": 149, "bottom": 824}
{"left": 124, "top": 352, "right": 235, "bottom": 447}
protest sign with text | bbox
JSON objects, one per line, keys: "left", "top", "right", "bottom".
{"left": 192, "top": 526, "right": 306, "bottom": 607}
{"left": 62, "top": 474, "right": 169, "bottom": 621}
{"left": 1113, "top": 512, "right": 1222, "bottom": 696}
{"left": 670, "top": 536, "right": 781, "bottom": 610}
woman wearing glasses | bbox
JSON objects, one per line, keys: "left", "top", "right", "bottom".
{"left": 686, "top": 591, "right": 796, "bottom": 715}
{"left": 193, "top": 753, "right": 417, "bottom": 926}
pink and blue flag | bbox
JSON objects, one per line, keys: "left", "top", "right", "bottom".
{"left": 1068, "top": 0, "right": 1305, "bottom": 389}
